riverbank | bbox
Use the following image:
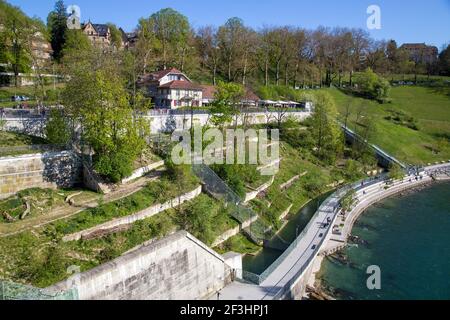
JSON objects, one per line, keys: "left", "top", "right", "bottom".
{"left": 305, "top": 165, "right": 450, "bottom": 299}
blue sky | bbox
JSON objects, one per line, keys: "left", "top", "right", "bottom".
{"left": 7, "top": 0, "right": 450, "bottom": 49}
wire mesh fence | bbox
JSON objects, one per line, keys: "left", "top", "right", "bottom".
{"left": 0, "top": 280, "right": 78, "bottom": 300}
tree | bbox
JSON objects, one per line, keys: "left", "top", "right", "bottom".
{"left": 107, "top": 23, "right": 123, "bottom": 49}
{"left": 0, "top": 1, "right": 34, "bottom": 87}
{"left": 217, "top": 17, "right": 247, "bottom": 82}
{"left": 388, "top": 163, "right": 405, "bottom": 181}
{"left": 309, "top": 91, "right": 343, "bottom": 164}
{"left": 196, "top": 26, "right": 220, "bottom": 85}
{"left": 44, "top": 108, "right": 71, "bottom": 144}
{"left": 209, "top": 81, "right": 244, "bottom": 129}
{"left": 355, "top": 68, "right": 391, "bottom": 102}
{"left": 47, "top": 0, "right": 68, "bottom": 61}
{"left": 63, "top": 55, "right": 148, "bottom": 183}
{"left": 439, "top": 44, "right": 450, "bottom": 76}
{"left": 147, "top": 8, "right": 190, "bottom": 70}
{"left": 340, "top": 189, "right": 358, "bottom": 213}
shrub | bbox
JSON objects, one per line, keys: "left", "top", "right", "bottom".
{"left": 355, "top": 68, "right": 391, "bottom": 102}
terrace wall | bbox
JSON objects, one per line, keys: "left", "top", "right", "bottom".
{"left": 49, "top": 231, "right": 233, "bottom": 300}
{"left": 0, "top": 151, "right": 82, "bottom": 199}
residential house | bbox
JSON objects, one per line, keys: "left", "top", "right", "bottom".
{"left": 82, "top": 22, "right": 111, "bottom": 48}
{"left": 140, "top": 68, "right": 203, "bottom": 109}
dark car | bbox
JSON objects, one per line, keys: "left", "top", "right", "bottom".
{"left": 318, "top": 233, "right": 324, "bottom": 238}
{"left": 311, "top": 245, "right": 317, "bottom": 250}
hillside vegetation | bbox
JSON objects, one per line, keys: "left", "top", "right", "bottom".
{"left": 325, "top": 84, "right": 450, "bottom": 165}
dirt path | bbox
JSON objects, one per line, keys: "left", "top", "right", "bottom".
{"left": 0, "top": 173, "right": 161, "bottom": 238}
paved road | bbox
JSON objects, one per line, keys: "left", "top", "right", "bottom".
{"left": 213, "top": 163, "right": 450, "bottom": 301}
{"left": 212, "top": 189, "right": 343, "bottom": 300}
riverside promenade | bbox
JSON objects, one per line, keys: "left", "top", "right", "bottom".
{"left": 214, "top": 162, "right": 450, "bottom": 301}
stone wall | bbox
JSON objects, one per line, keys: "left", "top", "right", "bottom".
{"left": 244, "top": 176, "right": 275, "bottom": 203}
{"left": 3, "top": 112, "right": 311, "bottom": 136}
{"left": 49, "top": 231, "right": 233, "bottom": 300}
{"left": 0, "top": 151, "right": 81, "bottom": 199}
{"left": 62, "top": 186, "right": 202, "bottom": 242}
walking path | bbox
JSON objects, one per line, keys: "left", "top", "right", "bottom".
{"left": 213, "top": 163, "right": 450, "bottom": 301}
{"left": 0, "top": 173, "right": 161, "bottom": 237}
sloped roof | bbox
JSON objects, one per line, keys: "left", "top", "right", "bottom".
{"left": 201, "top": 85, "right": 260, "bottom": 101}
{"left": 92, "top": 24, "right": 109, "bottom": 37}
{"left": 200, "top": 85, "right": 216, "bottom": 100}
{"left": 159, "top": 80, "right": 203, "bottom": 91}
{"left": 148, "top": 68, "right": 183, "bottom": 81}
{"left": 82, "top": 22, "right": 110, "bottom": 37}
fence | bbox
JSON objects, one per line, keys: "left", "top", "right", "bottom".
{"left": 0, "top": 280, "right": 78, "bottom": 300}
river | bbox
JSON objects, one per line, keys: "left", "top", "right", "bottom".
{"left": 318, "top": 181, "right": 450, "bottom": 300}
{"left": 243, "top": 191, "right": 332, "bottom": 275}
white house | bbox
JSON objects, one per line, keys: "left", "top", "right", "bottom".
{"left": 140, "top": 68, "right": 203, "bottom": 109}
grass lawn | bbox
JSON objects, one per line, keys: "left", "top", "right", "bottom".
{"left": 0, "top": 190, "right": 238, "bottom": 288}
{"left": 323, "top": 85, "right": 450, "bottom": 165}
{"left": 0, "top": 131, "right": 52, "bottom": 157}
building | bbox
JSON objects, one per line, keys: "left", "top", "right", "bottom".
{"left": 122, "top": 30, "right": 138, "bottom": 49}
{"left": 82, "top": 22, "right": 111, "bottom": 48}
{"left": 201, "top": 85, "right": 260, "bottom": 108}
{"left": 140, "top": 68, "right": 262, "bottom": 109}
{"left": 140, "top": 68, "right": 204, "bottom": 109}
{"left": 400, "top": 43, "right": 439, "bottom": 64}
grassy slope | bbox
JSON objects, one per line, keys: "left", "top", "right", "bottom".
{"left": 325, "top": 86, "right": 450, "bottom": 165}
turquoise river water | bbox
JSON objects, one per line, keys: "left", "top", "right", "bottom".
{"left": 319, "top": 181, "right": 450, "bottom": 300}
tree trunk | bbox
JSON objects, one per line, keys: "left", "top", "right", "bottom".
{"left": 276, "top": 61, "right": 281, "bottom": 86}
{"left": 265, "top": 60, "right": 269, "bottom": 86}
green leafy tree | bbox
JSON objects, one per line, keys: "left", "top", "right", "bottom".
{"left": 107, "top": 23, "right": 123, "bottom": 49}
{"left": 47, "top": 0, "right": 68, "bottom": 61}
{"left": 0, "top": 0, "right": 34, "bottom": 86}
{"left": 310, "top": 92, "right": 343, "bottom": 164}
{"left": 63, "top": 61, "right": 148, "bottom": 183}
{"left": 340, "top": 189, "right": 358, "bottom": 213}
{"left": 388, "top": 163, "right": 405, "bottom": 181}
{"left": 355, "top": 68, "right": 391, "bottom": 102}
{"left": 210, "top": 81, "right": 244, "bottom": 129}
{"left": 44, "top": 109, "right": 71, "bottom": 144}
{"left": 147, "top": 8, "right": 191, "bottom": 70}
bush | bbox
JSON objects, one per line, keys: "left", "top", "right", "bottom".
{"left": 355, "top": 68, "right": 391, "bottom": 102}
{"left": 44, "top": 109, "right": 71, "bottom": 144}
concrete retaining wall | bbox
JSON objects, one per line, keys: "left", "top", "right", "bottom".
{"left": 0, "top": 151, "right": 81, "bottom": 199}
{"left": 3, "top": 112, "right": 311, "bottom": 136}
{"left": 244, "top": 176, "right": 275, "bottom": 203}
{"left": 121, "top": 160, "right": 165, "bottom": 184}
{"left": 50, "top": 231, "right": 232, "bottom": 300}
{"left": 212, "top": 225, "right": 241, "bottom": 248}
{"left": 62, "top": 186, "right": 202, "bottom": 242}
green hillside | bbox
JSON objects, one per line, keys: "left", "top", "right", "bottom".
{"left": 324, "top": 85, "right": 450, "bottom": 165}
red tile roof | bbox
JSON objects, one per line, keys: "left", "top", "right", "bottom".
{"left": 200, "top": 85, "right": 217, "bottom": 100}
{"left": 159, "top": 80, "right": 203, "bottom": 90}
{"left": 200, "top": 85, "right": 260, "bottom": 101}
